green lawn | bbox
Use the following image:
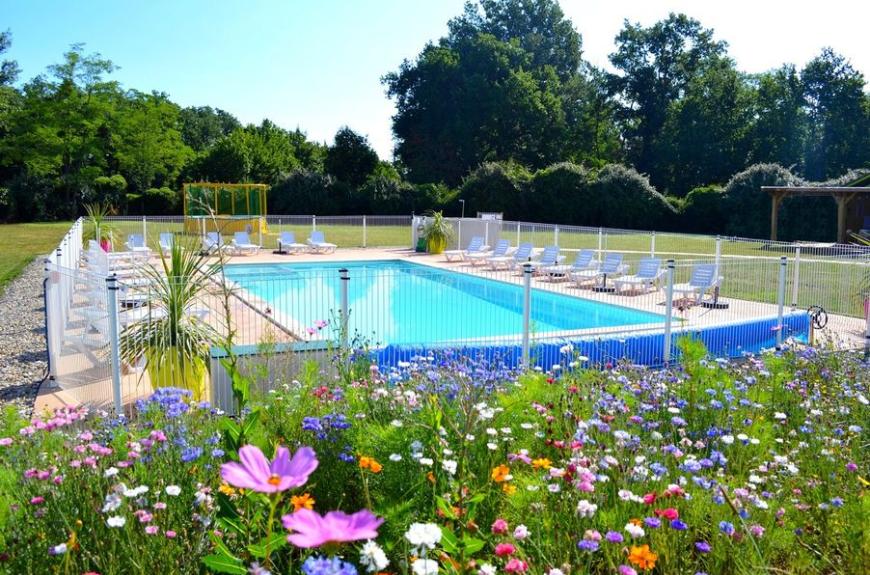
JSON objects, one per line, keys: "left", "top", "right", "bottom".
{"left": 0, "top": 222, "right": 72, "bottom": 293}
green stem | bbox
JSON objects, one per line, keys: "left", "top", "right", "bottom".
{"left": 265, "top": 494, "right": 280, "bottom": 569}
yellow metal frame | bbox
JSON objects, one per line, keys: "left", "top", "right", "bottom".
{"left": 182, "top": 182, "right": 269, "bottom": 235}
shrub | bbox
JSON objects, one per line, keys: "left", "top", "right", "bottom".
{"left": 529, "top": 162, "right": 589, "bottom": 224}
{"left": 460, "top": 161, "right": 532, "bottom": 218}
{"left": 585, "top": 164, "right": 677, "bottom": 229}
{"left": 358, "top": 176, "right": 416, "bottom": 214}
{"left": 142, "top": 187, "right": 179, "bottom": 215}
{"left": 270, "top": 170, "right": 340, "bottom": 214}
{"left": 681, "top": 186, "right": 727, "bottom": 234}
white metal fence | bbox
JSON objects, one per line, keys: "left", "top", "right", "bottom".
{"left": 42, "top": 214, "right": 870, "bottom": 413}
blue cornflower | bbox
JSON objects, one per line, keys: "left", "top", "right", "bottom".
{"left": 670, "top": 519, "right": 688, "bottom": 531}
{"left": 643, "top": 517, "right": 661, "bottom": 529}
{"left": 830, "top": 497, "right": 844, "bottom": 508}
{"left": 181, "top": 446, "right": 203, "bottom": 462}
{"left": 577, "top": 539, "right": 599, "bottom": 552}
{"left": 719, "top": 521, "right": 735, "bottom": 536}
{"left": 301, "top": 556, "right": 357, "bottom": 575}
{"left": 695, "top": 540, "right": 711, "bottom": 553}
{"left": 211, "top": 448, "right": 225, "bottom": 458}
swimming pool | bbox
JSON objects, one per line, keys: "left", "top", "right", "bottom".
{"left": 223, "top": 260, "right": 665, "bottom": 345}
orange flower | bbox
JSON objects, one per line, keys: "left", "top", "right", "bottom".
{"left": 628, "top": 518, "right": 644, "bottom": 527}
{"left": 532, "top": 458, "right": 552, "bottom": 469}
{"left": 502, "top": 483, "right": 517, "bottom": 495}
{"left": 427, "top": 471, "right": 435, "bottom": 484}
{"left": 291, "top": 493, "right": 315, "bottom": 511}
{"left": 218, "top": 483, "right": 237, "bottom": 496}
{"left": 627, "top": 545, "right": 658, "bottom": 571}
{"left": 491, "top": 464, "right": 511, "bottom": 483}
{"left": 359, "top": 456, "right": 383, "bottom": 473}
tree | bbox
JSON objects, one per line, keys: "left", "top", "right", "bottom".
{"left": 659, "top": 59, "right": 754, "bottom": 194}
{"left": 179, "top": 106, "right": 240, "bottom": 152}
{"left": 324, "top": 127, "right": 379, "bottom": 187}
{"left": 801, "top": 49, "right": 870, "bottom": 180}
{"left": 608, "top": 14, "right": 727, "bottom": 186}
{"left": 748, "top": 65, "right": 806, "bottom": 170}
{"left": 0, "top": 30, "right": 20, "bottom": 86}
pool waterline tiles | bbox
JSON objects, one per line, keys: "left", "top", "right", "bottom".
{"left": 222, "top": 260, "right": 667, "bottom": 346}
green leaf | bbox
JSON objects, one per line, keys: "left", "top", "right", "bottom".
{"left": 201, "top": 553, "right": 247, "bottom": 574}
{"left": 435, "top": 496, "right": 457, "bottom": 520}
{"left": 440, "top": 528, "right": 459, "bottom": 555}
{"left": 462, "top": 534, "right": 485, "bottom": 555}
{"left": 248, "top": 532, "right": 287, "bottom": 558}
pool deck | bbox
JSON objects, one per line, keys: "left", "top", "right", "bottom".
{"left": 39, "top": 247, "right": 867, "bottom": 413}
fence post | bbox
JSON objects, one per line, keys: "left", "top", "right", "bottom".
{"left": 663, "top": 259, "right": 675, "bottom": 365}
{"left": 485, "top": 220, "right": 490, "bottom": 248}
{"left": 715, "top": 235, "right": 722, "bottom": 275}
{"left": 142, "top": 216, "right": 147, "bottom": 244}
{"left": 43, "top": 258, "right": 58, "bottom": 385}
{"left": 312, "top": 215, "right": 317, "bottom": 232}
{"left": 362, "top": 215, "right": 367, "bottom": 248}
{"left": 521, "top": 263, "right": 533, "bottom": 368}
{"left": 791, "top": 247, "right": 801, "bottom": 308}
{"left": 776, "top": 256, "right": 787, "bottom": 349}
{"left": 864, "top": 290, "right": 870, "bottom": 359}
{"left": 339, "top": 268, "right": 349, "bottom": 354}
{"left": 457, "top": 218, "right": 462, "bottom": 250}
{"left": 650, "top": 231, "right": 656, "bottom": 258}
{"left": 597, "top": 227, "right": 603, "bottom": 255}
{"left": 106, "top": 275, "right": 124, "bottom": 415}
{"left": 554, "top": 225, "right": 559, "bottom": 247}
{"left": 258, "top": 216, "right": 263, "bottom": 247}
{"left": 516, "top": 222, "right": 521, "bottom": 247}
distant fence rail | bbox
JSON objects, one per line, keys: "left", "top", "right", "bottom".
{"left": 43, "top": 214, "right": 870, "bottom": 413}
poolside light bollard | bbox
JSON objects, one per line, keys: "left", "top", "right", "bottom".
{"left": 663, "top": 259, "right": 675, "bottom": 365}
{"left": 339, "top": 268, "right": 350, "bottom": 355}
{"left": 791, "top": 247, "right": 801, "bottom": 308}
{"left": 106, "top": 274, "right": 124, "bottom": 415}
{"left": 776, "top": 256, "right": 787, "bottom": 349}
{"left": 521, "top": 263, "right": 533, "bottom": 368}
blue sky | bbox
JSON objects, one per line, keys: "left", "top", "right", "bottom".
{"left": 4, "top": 0, "right": 868, "bottom": 159}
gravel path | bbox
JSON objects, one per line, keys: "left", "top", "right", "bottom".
{"left": 0, "top": 260, "right": 49, "bottom": 416}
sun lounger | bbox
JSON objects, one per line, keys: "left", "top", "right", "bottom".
{"left": 673, "top": 263, "right": 722, "bottom": 304}
{"left": 467, "top": 239, "right": 508, "bottom": 266}
{"left": 232, "top": 232, "right": 261, "bottom": 256}
{"left": 488, "top": 242, "right": 533, "bottom": 270}
{"left": 307, "top": 231, "right": 337, "bottom": 254}
{"left": 277, "top": 231, "right": 307, "bottom": 254}
{"left": 542, "top": 249, "right": 597, "bottom": 281}
{"left": 202, "top": 232, "right": 231, "bottom": 255}
{"left": 572, "top": 253, "right": 625, "bottom": 288}
{"left": 613, "top": 258, "right": 664, "bottom": 294}
{"left": 444, "top": 236, "right": 488, "bottom": 262}
{"left": 526, "top": 245, "right": 565, "bottom": 275}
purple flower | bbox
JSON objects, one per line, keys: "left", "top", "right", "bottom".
{"left": 221, "top": 445, "right": 318, "bottom": 493}
{"left": 670, "top": 519, "right": 688, "bottom": 530}
{"left": 281, "top": 508, "right": 383, "bottom": 548}
{"left": 643, "top": 517, "right": 661, "bottom": 529}
{"left": 605, "top": 531, "right": 624, "bottom": 543}
{"left": 577, "top": 539, "right": 599, "bottom": 552}
{"left": 719, "top": 521, "right": 735, "bottom": 536}
{"left": 695, "top": 540, "right": 712, "bottom": 553}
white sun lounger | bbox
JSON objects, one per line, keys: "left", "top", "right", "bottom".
{"left": 542, "top": 249, "right": 597, "bottom": 281}
{"left": 308, "top": 231, "right": 337, "bottom": 254}
{"left": 232, "top": 232, "right": 261, "bottom": 256}
{"left": 572, "top": 253, "right": 625, "bottom": 288}
{"left": 467, "top": 239, "right": 508, "bottom": 266}
{"left": 444, "top": 236, "right": 488, "bottom": 262}
{"left": 614, "top": 258, "right": 664, "bottom": 294}
{"left": 526, "top": 245, "right": 565, "bottom": 274}
{"left": 277, "top": 231, "right": 307, "bottom": 254}
{"left": 488, "top": 242, "right": 533, "bottom": 270}
{"left": 673, "top": 263, "right": 722, "bottom": 304}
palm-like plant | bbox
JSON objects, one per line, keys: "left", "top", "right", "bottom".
{"left": 422, "top": 210, "right": 454, "bottom": 254}
{"left": 83, "top": 203, "right": 116, "bottom": 250}
{"left": 120, "top": 240, "right": 221, "bottom": 400}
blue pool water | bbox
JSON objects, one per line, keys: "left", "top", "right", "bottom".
{"left": 223, "top": 260, "right": 665, "bottom": 345}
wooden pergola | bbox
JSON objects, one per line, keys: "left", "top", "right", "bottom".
{"left": 762, "top": 186, "right": 870, "bottom": 243}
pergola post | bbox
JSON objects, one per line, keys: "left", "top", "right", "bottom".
{"left": 833, "top": 193, "right": 856, "bottom": 243}
{"left": 770, "top": 191, "right": 785, "bottom": 241}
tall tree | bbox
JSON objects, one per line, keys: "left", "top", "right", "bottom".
{"left": 0, "top": 30, "right": 20, "bottom": 86}
{"left": 324, "top": 127, "right": 379, "bottom": 187}
{"left": 179, "top": 106, "right": 240, "bottom": 152}
{"left": 748, "top": 65, "right": 806, "bottom": 170}
{"left": 608, "top": 13, "right": 727, "bottom": 187}
{"left": 801, "top": 48, "right": 870, "bottom": 179}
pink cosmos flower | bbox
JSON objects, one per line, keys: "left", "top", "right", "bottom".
{"left": 145, "top": 525, "right": 159, "bottom": 535}
{"left": 165, "top": 530, "right": 177, "bottom": 539}
{"left": 495, "top": 543, "right": 516, "bottom": 557}
{"left": 505, "top": 559, "right": 528, "bottom": 573}
{"left": 221, "top": 445, "right": 317, "bottom": 493}
{"left": 0, "top": 438, "right": 12, "bottom": 446}
{"left": 281, "top": 508, "right": 383, "bottom": 548}
{"left": 491, "top": 518, "right": 509, "bottom": 534}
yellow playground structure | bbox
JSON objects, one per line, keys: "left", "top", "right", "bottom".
{"left": 182, "top": 183, "right": 269, "bottom": 235}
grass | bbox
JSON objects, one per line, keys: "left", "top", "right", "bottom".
{"left": 0, "top": 222, "right": 72, "bottom": 293}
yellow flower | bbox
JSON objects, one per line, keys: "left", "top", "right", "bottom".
{"left": 218, "top": 483, "right": 237, "bottom": 496}
{"left": 291, "top": 493, "right": 315, "bottom": 511}
{"left": 502, "top": 483, "right": 517, "bottom": 495}
{"left": 359, "top": 456, "right": 383, "bottom": 474}
{"left": 628, "top": 545, "right": 658, "bottom": 571}
{"left": 491, "top": 464, "right": 511, "bottom": 483}
{"left": 532, "top": 458, "right": 552, "bottom": 469}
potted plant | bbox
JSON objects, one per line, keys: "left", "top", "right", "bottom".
{"left": 422, "top": 210, "right": 454, "bottom": 254}
{"left": 84, "top": 203, "right": 115, "bottom": 252}
{"left": 120, "top": 241, "right": 221, "bottom": 400}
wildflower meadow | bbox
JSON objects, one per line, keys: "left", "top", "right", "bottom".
{"left": 1, "top": 340, "right": 867, "bottom": 575}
